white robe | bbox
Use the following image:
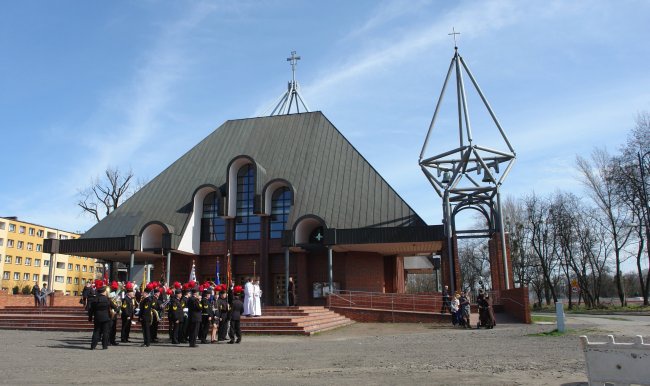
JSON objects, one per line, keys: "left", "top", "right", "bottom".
{"left": 252, "top": 283, "right": 262, "bottom": 316}
{"left": 244, "top": 282, "right": 254, "bottom": 316}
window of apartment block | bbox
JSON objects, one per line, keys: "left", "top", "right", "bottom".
{"left": 42, "top": 275, "right": 49, "bottom": 283}
{"left": 34, "top": 259, "right": 41, "bottom": 267}
{"left": 75, "top": 264, "right": 80, "bottom": 271}
{"left": 37, "top": 229, "right": 43, "bottom": 237}
{"left": 3, "top": 256, "right": 10, "bottom": 264}
{"left": 82, "top": 278, "right": 86, "bottom": 284}
{"left": 43, "top": 259, "right": 49, "bottom": 267}
{"left": 66, "top": 277, "right": 71, "bottom": 284}
{"left": 9, "top": 224, "right": 15, "bottom": 232}
{"left": 56, "top": 262, "right": 65, "bottom": 269}
{"left": 47, "top": 232, "right": 56, "bottom": 239}
{"left": 27, "top": 243, "right": 33, "bottom": 251}
{"left": 17, "top": 241, "right": 24, "bottom": 249}
{"left": 67, "top": 263, "right": 72, "bottom": 270}
{"left": 82, "top": 265, "right": 87, "bottom": 272}
{"left": 60, "top": 235, "right": 68, "bottom": 240}
{"left": 28, "top": 228, "right": 35, "bottom": 236}
{"left": 89, "top": 266, "right": 94, "bottom": 273}
{"left": 24, "top": 257, "right": 31, "bottom": 266}
{"left": 13, "top": 272, "right": 19, "bottom": 280}
{"left": 7, "top": 239, "right": 14, "bottom": 248}
{"left": 74, "top": 277, "right": 79, "bottom": 284}
{"left": 55, "top": 276, "right": 64, "bottom": 283}
{"left": 18, "top": 226, "right": 25, "bottom": 234}
{"left": 2, "top": 271, "right": 9, "bottom": 280}
{"left": 0, "top": 238, "right": 3, "bottom": 247}
{"left": 23, "top": 273, "right": 29, "bottom": 281}
{"left": 36, "top": 244, "right": 42, "bottom": 252}
{"left": 32, "top": 274, "right": 38, "bottom": 282}
{"left": 15, "top": 256, "right": 22, "bottom": 265}
{"left": 0, "top": 222, "right": 5, "bottom": 230}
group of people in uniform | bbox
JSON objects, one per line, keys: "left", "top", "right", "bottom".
{"left": 86, "top": 279, "right": 246, "bottom": 350}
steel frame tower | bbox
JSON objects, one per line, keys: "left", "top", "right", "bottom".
{"left": 419, "top": 39, "right": 516, "bottom": 294}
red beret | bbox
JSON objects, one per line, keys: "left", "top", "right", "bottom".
{"left": 94, "top": 279, "right": 105, "bottom": 289}
{"left": 173, "top": 281, "right": 182, "bottom": 289}
{"left": 110, "top": 281, "right": 119, "bottom": 291}
{"left": 125, "top": 282, "right": 134, "bottom": 291}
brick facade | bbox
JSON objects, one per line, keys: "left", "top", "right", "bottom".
{"left": 488, "top": 233, "right": 515, "bottom": 291}
{"left": 440, "top": 234, "right": 461, "bottom": 291}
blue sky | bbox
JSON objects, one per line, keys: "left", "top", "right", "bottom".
{"left": 1, "top": 0, "right": 649, "bottom": 234}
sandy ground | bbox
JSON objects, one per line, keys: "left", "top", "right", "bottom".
{"left": 0, "top": 317, "right": 648, "bottom": 385}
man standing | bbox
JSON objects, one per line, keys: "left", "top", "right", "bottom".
{"left": 440, "top": 285, "right": 451, "bottom": 314}
{"left": 228, "top": 288, "right": 244, "bottom": 344}
{"left": 252, "top": 278, "right": 262, "bottom": 317}
{"left": 287, "top": 276, "right": 296, "bottom": 306}
{"left": 40, "top": 283, "right": 49, "bottom": 307}
{"left": 199, "top": 289, "right": 212, "bottom": 344}
{"left": 120, "top": 283, "right": 136, "bottom": 343}
{"left": 150, "top": 288, "right": 162, "bottom": 343}
{"left": 81, "top": 282, "right": 92, "bottom": 309}
{"left": 187, "top": 288, "right": 202, "bottom": 348}
{"left": 88, "top": 280, "right": 111, "bottom": 350}
{"left": 168, "top": 289, "right": 183, "bottom": 344}
{"left": 217, "top": 289, "right": 230, "bottom": 342}
{"left": 31, "top": 283, "right": 40, "bottom": 307}
{"left": 138, "top": 287, "right": 153, "bottom": 347}
{"left": 243, "top": 277, "right": 254, "bottom": 317}
{"left": 179, "top": 288, "right": 190, "bottom": 344}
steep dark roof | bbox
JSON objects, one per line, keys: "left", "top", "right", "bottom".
{"left": 83, "top": 112, "right": 425, "bottom": 239}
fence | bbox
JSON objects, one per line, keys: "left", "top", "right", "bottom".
{"left": 328, "top": 290, "right": 444, "bottom": 313}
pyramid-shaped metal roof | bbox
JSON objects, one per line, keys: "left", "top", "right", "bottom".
{"left": 83, "top": 111, "right": 425, "bottom": 240}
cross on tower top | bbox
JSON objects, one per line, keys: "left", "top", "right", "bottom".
{"left": 448, "top": 27, "right": 460, "bottom": 49}
{"left": 287, "top": 50, "right": 301, "bottom": 84}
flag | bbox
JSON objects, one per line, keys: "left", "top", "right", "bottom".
{"left": 215, "top": 257, "right": 221, "bottom": 285}
{"left": 189, "top": 260, "right": 196, "bottom": 282}
{"left": 141, "top": 264, "right": 147, "bottom": 290}
{"left": 226, "top": 250, "right": 231, "bottom": 286}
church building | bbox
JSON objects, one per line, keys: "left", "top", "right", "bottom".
{"left": 46, "top": 111, "right": 444, "bottom": 306}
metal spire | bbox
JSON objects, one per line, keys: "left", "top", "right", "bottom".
{"left": 269, "top": 51, "right": 310, "bottom": 116}
{"left": 419, "top": 42, "right": 517, "bottom": 293}
{"left": 448, "top": 27, "right": 460, "bottom": 49}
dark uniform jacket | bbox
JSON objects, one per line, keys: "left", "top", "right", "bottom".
{"left": 230, "top": 298, "right": 244, "bottom": 321}
{"left": 168, "top": 297, "right": 183, "bottom": 322}
{"left": 200, "top": 297, "right": 214, "bottom": 318}
{"left": 139, "top": 296, "right": 154, "bottom": 325}
{"left": 217, "top": 298, "right": 230, "bottom": 320}
{"left": 88, "top": 294, "right": 111, "bottom": 323}
{"left": 121, "top": 296, "right": 136, "bottom": 318}
{"left": 187, "top": 296, "right": 202, "bottom": 322}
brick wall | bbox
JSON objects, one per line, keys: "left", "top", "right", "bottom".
{"left": 500, "top": 287, "right": 531, "bottom": 323}
{"left": 330, "top": 307, "right": 451, "bottom": 324}
{"left": 344, "top": 252, "right": 385, "bottom": 292}
{"left": 488, "top": 233, "right": 515, "bottom": 291}
{"left": 440, "top": 234, "right": 461, "bottom": 291}
{"left": 0, "top": 291, "right": 83, "bottom": 308}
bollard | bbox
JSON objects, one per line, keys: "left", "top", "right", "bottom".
{"left": 556, "top": 301, "right": 565, "bottom": 333}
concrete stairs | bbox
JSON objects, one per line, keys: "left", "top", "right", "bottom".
{"left": 0, "top": 306, "right": 354, "bottom": 336}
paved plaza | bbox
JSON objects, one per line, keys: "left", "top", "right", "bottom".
{"left": 1, "top": 316, "right": 648, "bottom": 385}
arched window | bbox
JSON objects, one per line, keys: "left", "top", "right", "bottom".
{"left": 269, "top": 187, "right": 292, "bottom": 239}
{"left": 235, "top": 165, "right": 260, "bottom": 240}
{"left": 201, "top": 192, "right": 226, "bottom": 241}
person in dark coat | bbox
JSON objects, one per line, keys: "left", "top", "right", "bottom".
{"left": 120, "top": 283, "right": 136, "bottom": 342}
{"left": 440, "top": 285, "right": 451, "bottom": 314}
{"left": 179, "top": 289, "right": 190, "bottom": 344}
{"left": 31, "top": 284, "right": 40, "bottom": 307}
{"left": 138, "top": 287, "right": 153, "bottom": 347}
{"left": 217, "top": 290, "right": 230, "bottom": 342}
{"left": 88, "top": 281, "right": 111, "bottom": 350}
{"left": 150, "top": 288, "right": 162, "bottom": 343}
{"left": 187, "top": 289, "right": 202, "bottom": 347}
{"left": 288, "top": 277, "right": 296, "bottom": 306}
{"left": 109, "top": 292, "right": 120, "bottom": 346}
{"left": 228, "top": 291, "right": 244, "bottom": 344}
{"left": 199, "top": 289, "right": 213, "bottom": 344}
{"left": 81, "top": 282, "right": 92, "bottom": 309}
{"left": 168, "top": 289, "right": 184, "bottom": 344}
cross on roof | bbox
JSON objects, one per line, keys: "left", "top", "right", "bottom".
{"left": 287, "top": 51, "right": 301, "bottom": 83}
{"left": 448, "top": 27, "right": 460, "bottom": 49}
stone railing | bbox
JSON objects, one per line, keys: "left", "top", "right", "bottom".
{"left": 580, "top": 335, "right": 650, "bottom": 385}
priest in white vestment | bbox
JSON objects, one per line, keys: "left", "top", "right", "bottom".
{"left": 244, "top": 278, "right": 254, "bottom": 317}
{"left": 252, "top": 278, "right": 262, "bottom": 316}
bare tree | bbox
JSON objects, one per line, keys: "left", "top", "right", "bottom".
{"left": 524, "top": 193, "right": 559, "bottom": 304}
{"left": 577, "top": 149, "right": 634, "bottom": 306}
{"left": 458, "top": 239, "right": 490, "bottom": 292}
{"left": 77, "top": 167, "right": 136, "bottom": 223}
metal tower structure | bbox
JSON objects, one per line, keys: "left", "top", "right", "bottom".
{"left": 419, "top": 32, "right": 516, "bottom": 293}
{"left": 269, "top": 51, "right": 310, "bottom": 116}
